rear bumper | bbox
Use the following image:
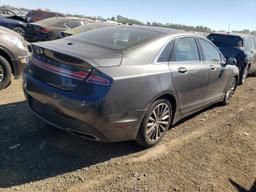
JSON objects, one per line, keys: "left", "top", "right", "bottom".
{"left": 23, "top": 73, "right": 141, "bottom": 142}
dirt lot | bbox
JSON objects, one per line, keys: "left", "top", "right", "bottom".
{"left": 0, "top": 77, "right": 255, "bottom": 192}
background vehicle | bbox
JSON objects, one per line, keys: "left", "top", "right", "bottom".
{"left": 0, "top": 8, "right": 27, "bottom": 22}
{"left": 25, "top": 9, "right": 65, "bottom": 23}
{"left": 208, "top": 33, "right": 256, "bottom": 84}
{"left": 61, "top": 22, "right": 117, "bottom": 37}
{"left": 0, "top": 26, "right": 29, "bottom": 90}
{"left": 23, "top": 26, "right": 239, "bottom": 148}
{"left": 25, "top": 17, "right": 86, "bottom": 42}
{"left": 0, "top": 15, "right": 27, "bottom": 36}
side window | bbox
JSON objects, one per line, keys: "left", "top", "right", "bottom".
{"left": 65, "top": 21, "right": 82, "bottom": 29}
{"left": 170, "top": 37, "right": 200, "bottom": 62}
{"left": 249, "top": 38, "right": 255, "bottom": 50}
{"left": 199, "top": 39, "right": 220, "bottom": 62}
{"left": 244, "top": 38, "right": 254, "bottom": 52}
{"left": 157, "top": 40, "right": 174, "bottom": 63}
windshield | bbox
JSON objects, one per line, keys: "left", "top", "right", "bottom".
{"left": 68, "top": 26, "right": 162, "bottom": 50}
{"left": 207, "top": 34, "right": 243, "bottom": 47}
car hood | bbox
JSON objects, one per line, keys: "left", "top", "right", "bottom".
{"left": 0, "top": 26, "right": 29, "bottom": 48}
{"left": 0, "top": 26, "right": 22, "bottom": 38}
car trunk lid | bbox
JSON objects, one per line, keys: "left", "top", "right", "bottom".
{"left": 28, "top": 41, "right": 121, "bottom": 91}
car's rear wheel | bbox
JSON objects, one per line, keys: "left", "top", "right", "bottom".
{"left": 239, "top": 64, "right": 249, "bottom": 85}
{"left": 136, "top": 99, "right": 173, "bottom": 148}
{"left": 0, "top": 56, "right": 12, "bottom": 91}
{"left": 221, "top": 77, "right": 237, "bottom": 105}
{"left": 12, "top": 27, "right": 25, "bottom": 37}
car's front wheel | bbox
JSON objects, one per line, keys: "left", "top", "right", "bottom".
{"left": 0, "top": 56, "right": 12, "bottom": 91}
{"left": 222, "top": 77, "right": 237, "bottom": 105}
{"left": 136, "top": 99, "right": 173, "bottom": 148}
{"left": 239, "top": 64, "right": 249, "bottom": 85}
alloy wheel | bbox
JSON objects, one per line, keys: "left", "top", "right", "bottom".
{"left": 241, "top": 65, "right": 249, "bottom": 84}
{"left": 146, "top": 103, "right": 171, "bottom": 142}
{"left": 0, "top": 64, "right": 4, "bottom": 83}
{"left": 225, "top": 78, "right": 236, "bottom": 104}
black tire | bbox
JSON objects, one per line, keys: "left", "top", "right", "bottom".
{"left": 136, "top": 99, "right": 173, "bottom": 148}
{"left": 221, "top": 77, "right": 237, "bottom": 106}
{"left": 239, "top": 64, "right": 249, "bottom": 85}
{"left": 0, "top": 56, "right": 12, "bottom": 91}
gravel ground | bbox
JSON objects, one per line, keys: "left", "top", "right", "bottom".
{"left": 0, "top": 77, "right": 255, "bottom": 192}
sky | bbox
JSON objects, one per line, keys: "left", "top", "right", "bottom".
{"left": 1, "top": 0, "right": 256, "bottom": 31}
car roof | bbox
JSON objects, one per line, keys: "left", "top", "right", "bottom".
{"left": 33, "top": 16, "right": 84, "bottom": 27}
{"left": 209, "top": 32, "right": 254, "bottom": 39}
{"left": 124, "top": 25, "right": 185, "bottom": 35}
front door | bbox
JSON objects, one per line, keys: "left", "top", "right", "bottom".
{"left": 198, "top": 38, "right": 229, "bottom": 103}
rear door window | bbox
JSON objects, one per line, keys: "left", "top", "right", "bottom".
{"left": 170, "top": 37, "right": 200, "bottom": 62}
{"left": 65, "top": 21, "right": 82, "bottom": 29}
{"left": 199, "top": 39, "right": 221, "bottom": 62}
{"left": 157, "top": 40, "right": 174, "bottom": 63}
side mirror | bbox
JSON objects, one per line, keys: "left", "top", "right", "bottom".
{"left": 226, "top": 57, "right": 237, "bottom": 65}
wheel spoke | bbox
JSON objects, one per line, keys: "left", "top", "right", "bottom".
{"left": 161, "top": 106, "right": 169, "bottom": 117}
{"left": 155, "top": 125, "right": 159, "bottom": 140}
{"left": 159, "top": 121, "right": 169, "bottom": 125}
{"left": 145, "top": 103, "right": 172, "bottom": 142}
{"left": 149, "top": 116, "right": 155, "bottom": 122}
{"left": 161, "top": 115, "right": 170, "bottom": 121}
{"left": 147, "top": 124, "right": 156, "bottom": 136}
{"left": 147, "top": 122, "right": 154, "bottom": 128}
{"left": 159, "top": 124, "right": 166, "bottom": 132}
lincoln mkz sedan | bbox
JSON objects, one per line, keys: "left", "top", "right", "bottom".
{"left": 23, "top": 26, "right": 239, "bottom": 147}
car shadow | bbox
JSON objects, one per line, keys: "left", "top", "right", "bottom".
{"left": 0, "top": 101, "right": 143, "bottom": 188}
{"left": 0, "top": 100, "right": 225, "bottom": 188}
{"left": 173, "top": 103, "right": 222, "bottom": 127}
{"left": 229, "top": 179, "right": 256, "bottom": 192}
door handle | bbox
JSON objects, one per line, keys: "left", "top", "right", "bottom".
{"left": 178, "top": 67, "right": 188, "bottom": 74}
{"left": 209, "top": 64, "right": 216, "bottom": 70}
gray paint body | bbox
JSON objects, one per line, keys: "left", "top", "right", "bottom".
{"left": 23, "top": 26, "right": 239, "bottom": 142}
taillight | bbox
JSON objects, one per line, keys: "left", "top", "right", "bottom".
{"left": 39, "top": 27, "right": 51, "bottom": 33}
{"left": 86, "top": 74, "right": 110, "bottom": 86}
{"left": 31, "top": 57, "right": 89, "bottom": 81}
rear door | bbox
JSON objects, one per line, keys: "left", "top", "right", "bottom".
{"left": 169, "top": 37, "right": 209, "bottom": 115}
{"left": 244, "top": 38, "right": 255, "bottom": 71}
{"left": 198, "top": 38, "right": 228, "bottom": 103}
{"left": 248, "top": 37, "right": 256, "bottom": 73}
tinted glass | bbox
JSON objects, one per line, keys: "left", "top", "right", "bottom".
{"left": 199, "top": 39, "right": 220, "bottom": 62}
{"left": 171, "top": 37, "right": 200, "bottom": 62}
{"left": 69, "top": 27, "right": 162, "bottom": 50}
{"left": 36, "top": 18, "right": 76, "bottom": 27}
{"left": 157, "top": 40, "right": 174, "bottom": 63}
{"left": 65, "top": 21, "right": 82, "bottom": 29}
{"left": 207, "top": 34, "right": 243, "bottom": 47}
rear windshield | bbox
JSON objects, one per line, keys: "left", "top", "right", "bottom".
{"left": 35, "top": 18, "right": 72, "bottom": 27}
{"left": 26, "top": 10, "right": 63, "bottom": 18}
{"left": 68, "top": 27, "right": 162, "bottom": 50}
{"left": 207, "top": 34, "right": 243, "bottom": 47}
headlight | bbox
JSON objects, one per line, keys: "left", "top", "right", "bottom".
{"left": 4, "top": 35, "right": 27, "bottom": 50}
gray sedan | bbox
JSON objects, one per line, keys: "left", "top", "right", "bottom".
{"left": 23, "top": 26, "right": 239, "bottom": 147}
